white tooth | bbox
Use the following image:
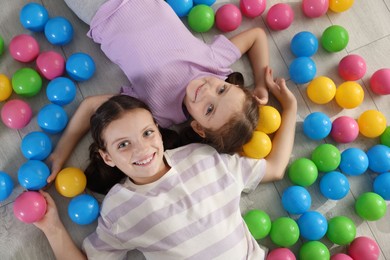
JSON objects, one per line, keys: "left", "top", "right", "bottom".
{"left": 135, "top": 155, "right": 153, "bottom": 165}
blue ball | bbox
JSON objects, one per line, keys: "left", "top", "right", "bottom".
{"left": 44, "top": 17, "right": 74, "bottom": 46}
{"left": 290, "top": 31, "right": 318, "bottom": 57}
{"left": 339, "top": 148, "right": 369, "bottom": 176}
{"left": 303, "top": 112, "right": 332, "bottom": 140}
{"left": 373, "top": 172, "right": 390, "bottom": 200}
{"left": 297, "top": 211, "right": 328, "bottom": 240}
{"left": 21, "top": 131, "right": 52, "bottom": 160}
{"left": 66, "top": 52, "right": 96, "bottom": 81}
{"left": 0, "top": 171, "right": 14, "bottom": 201}
{"left": 193, "top": 0, "right": 216, "bottom": 5}
{"left": 20, "top": 2, "right": 49, "bottom": 32}
{"left": 282, "top": 185, "right": 311, "bottom": 215}
{"left": 68, "top": 194, "right": 100, "bottom": 225}
{"left": 319, "top": 171, "right": 350, "bottom": 200}
{"left": 37, "top": 104, "right": 69, "bottom": 134}
{"left": 46, "top": 77, "right": 77, "bottom": 106}
{"left": 167, "top": 0, "right": 193, "bottom": 17}
{"left": 17, "top": 160, "right": 49, "bottom": 190}
{"left": 366, "top": 144, "right": 390, "bottom": 173}
{"left": 289, "top": 57, "right": 317, "bottom": 84}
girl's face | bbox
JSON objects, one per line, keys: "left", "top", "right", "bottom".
{"left": 99, "top": 109, "right": 168, "bottom": 185}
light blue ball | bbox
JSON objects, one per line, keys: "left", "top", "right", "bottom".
{"left": 167, "top": 0, "right": 193, "bottom": 17}
{"left": 282, "top": 185, "right": 312, "bottom": 215}
{"left": 373, "top": 172, "right": 390, "bottom": 200}
{"left": 17, "top": 160, "right": 49, "bottom": 190}
{"left": 21, "top": 131, "right": 52, "bottom": 160}
{"left": 0, "top": 171, "right": 14, "bottom": 201}
{"left": 366, "top": 144, "right": 390, "bottom": 173}
{"left": 44, "top": 17, "right": 74, "bottom": 45}
{"left": 339, "top": 148, "right": 369, "bottom": 176}
{"left": 193, "top": 0, "right": 216, "bottom": 5}
{"left": 319, "top": 171, "right": 350, "bottom": 200}
{"left": 68, "top": 194, "right": 100, "bottom": 225}
{"left": 303, "top": 112, "right": 332, "bottom": 140}
{"left": 291, "top": 31, "right": 318, "bottom": 57}
{"left": 297, "top": 211, "right": 328, "bottom": 240}
{"left": 289, "top": 57, "right": 317, "bottom": 84}
{"left": 46, "top": 77, "right": 77, "bottom": 106}
{"left": 66, "top": 52, "right": 96, "bottom": 81}
{"left": 37, "top": 104, "right": 69, "bottom": 134}
{"left": 20, "top": 2, "right": 49, "bottom": 32}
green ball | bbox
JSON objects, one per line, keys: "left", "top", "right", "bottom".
{"left": 288, "top": 158, "right": 318, "bottom": 186}
{"left": 321, "top": 25, "right": 349, "bottom": 52}
{"left": 12, "top": 68, "right": 42, "bottom": 97}
{"left": 243, "top": 209, "right": 271, "bottom": 240}
{"left": 326, "top": 216, "right": 356, "bottom": 245}
{"left": 355, "top": 192, "right": 387, "bottom": 221}
{"left": 0, "top": 35, "right": 4, "bottom": 56}
{"left": 299, "top": 241, "right": 330, "bottom": 260}
{"left": 188, "top": 4, "right": 215, "bottom": 33}
{"left": 380, "top": 126, "right": 390, "bottom": 147}
{"left": 311, "top": 144, "right": 341, "bottom": 172}
{"left": 270, "top": 217, "right": 300, "bottom": 247}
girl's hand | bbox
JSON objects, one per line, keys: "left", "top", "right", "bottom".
{"left": 33, "top": 190, "right": 62, "bottom": 234}
{"left": 253, "top": 84, "right": 269, "bottom": 105}
{"left": 46, "top": 153, "right": 64, "bottom": 184}
{"left": 265, "top": 67, "right": 297, "bottom": 110}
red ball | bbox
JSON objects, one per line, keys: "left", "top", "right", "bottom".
{"left": 240, "top": 0, "right": 266, "bottom": 18}
{"left": 9, "top": 34, "right": 40, "bottom": 62}
{"left": 267, "top": 248, "right": 296, "bottom": 260}
{"left": 1, "top": 99, "right": 32, "bottom": 129}
{"left": 330, "top": 116, "right": 359, "bottom": 143}
{"left": 370, "top": 68, "right": 390, "bottom": 95}
{"left": 348, "top": 236, "right": 380, "bottom": 260}
{"left": 36, "top": 51, "right": 65, "bottom": 80}
{"left": 266, "top": 3, "right": 294, "bottom": 31}
{"left": 215, "top": 4, "right": 242, "bottom": 32}
{"left": 338, "top": 54, "right": 366, "bottom": 81}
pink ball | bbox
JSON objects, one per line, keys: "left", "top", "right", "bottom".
{"left": 331, "top": 116, "right": 359, "bottom": 143}
{"left": 331, "top": 253, "right": 353, "bottom": 260}
{"left": 9, "top": 34, "right": 40, "bottom": 62}
{"left": 215, "top": 4, "right": 242, "bottom": 32}
{"left": 240, "top": 0, "right": 266, "bottom": 18}
{"left": 338, "top": 54, "right": 367, "bottom": 81}
{"left": 302, "top": 0, "right": 329, "bottom": 18}
{"left": 36, "top": 51, "right": 65, "bottom": 80}
{"left": 1, "top": 99, "right": 32, "bottom": 129}
{"left": 267, "top": 248, "right": 296, "bottom": 260}
{"left": 13, "top": 191, "right": 47, "bottom": 223}
{"left": 348, "top": 236, "right": 380, "bottom": 260}
{"left": 370, "top": 68, "right": 390, "bottom": 95}
{"left": 266, "top": 3, "right": 294, "bottom": 31}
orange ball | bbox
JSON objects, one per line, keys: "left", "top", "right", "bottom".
{"left": 257, "top": 105, "right": 281, "bottom": 134}
{"left": 307, "top": 76, "right": 336, "bottom": 104}
{"left": 55, "top": 167, "right": 87, "bottom": 197}
{"left": 0, "top": 74, "right": 12, "bottom": 101}
{"left": 243, "top": 131, "right": 272, "bottom": 159}
{"left": 329, "top": 0, "right": 354, "bottom": 13}
{"left": 358, "top": 110, "right": 387, "bottom": 138}
{"left": 335, "top": 81, "right": 364, "bottom": 109}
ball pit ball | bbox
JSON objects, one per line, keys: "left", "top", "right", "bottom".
{"left": 297, "top": 211, "right": 328, "bottom": 241}
{"left": 9, "top": 34, "right": 40, "bottom": 62}
{"left": 66, "top": 52, "right": 96, "bottom": 81}
{"left": 338, "top": 54, "right": 366, "bottom": 81}
{"left": 299, "top": 241, "right": 330, "bottom": 260}
{"left": 303, "top": 112, "right": 332, "bottom": 140}
{"left": 326, "top": 215, "right": 356, "bottom": 245}
{"left": 331, "top": 253, "right": 353, "bottom": 260}
{"left": 369, "top": 68, "right": 390, "bottom": 95}
{"left": 366, "top": 144, "right": 390, "bottom": 173}
{"left": 380, "top": 126, "right": 390, "bottom": 147}
{"left": 357, "top": 109, "right": 387, "bottom": 138}
{"left": 330, "top": 116, "right": 359, "bottom": 143}
{"left": 166, "top": 0, "right": 193, "bottom": 17}
{"left": 13, "top": 191, "right": 47, "bottom": 223}
{"left": 0, "top": 171, "right": 14, "bottom": 201}
{"left": 17, "top": 160, "right": 50, "bottom": 190}
{"left": 306, "top": 76, "right": 336, "bottom": 105}
{"left": 215, "top": 4, "right": 242, "bottom": 32}
{"left": 188, "top": 5, "right": 215, "bottom": 33}
{"left": 269, "top": 217, "right": 300, "bottom": 247}
{"left": 267, "top": 248, "right": 296, "bottom": 260}
{"left": 373, "top": 172, "right": 390, "bottom": 200}
{"left": 46, "top": 77, "right": 77, "bottom": 106}
{"left": 266, "top": 3, "right": 294, "bottom": 31}
{"left": 355, "top": 192, "right": 387, "bottom": 221}
{"left": 335, "top": 81, "right": 364, "bottom": 109}
{"left": 339, "top": 147, "right": 368, "bottom": 176}
{"left": 44, "top": 17, "right": 74, "bottom": 46}
{"left": 281, "top": 185, "right": 311, "bottom": 215}
{"left": 0, "top": 74, "right": 12, "bottom": 101}
{"left": 329, "top": 0, "right": 354, "bottom": 13}
{"left": 311, "top": 143, "right": 341, "bottom": 172}
{"left": 21, "top": 131, "right": 52, "bottom": 161}
{"left": 243, "top": 209, "right": 271, "bottom": 240}
{"left": 290, "top": 31, "right": 319, "bottom": 57}
{"left": 239, "top": 0, "right": 266, "bottom": 18}
{"left": 348, "top": 236, "right": 380, "bottom": 260}
{"left": 256, "top": 105, "right": 281, "bottom": 134}
{"left": 288, "top": 157, "right": 318, "bottom": 187}
{"left": 321, "top": 25, "right": 349, "bottom": 52}
{"left": 19, "top": 2, "right": 49, "bottom": 32}
{"left": 302, "top": 0, "right": 329, "bottom": 18}
{"left": 55, "top": 167, "right": 87, "bottom": 198}
{"left": 289, "top": 57, "right": 317, "bottom": 84}
{"left": 12, "top": 67, "right": 42, "bottom": 97}
{"left": 1, "top": 99, "right": 32, "bottom": 129}
{"left": 193, "top": 0, "right": 216, "bottom": 5}
{"left": 319, "top": 171, "right": 350, "bottom": 200}
{"left": 37, "top": 104, "right": 69, "bottom": 134}
{"left": 36, "top": 51, "right": 65, "bottom": 80}
{"left": 68, "top": 194, "right": 100, "bottom": 225}
{"left": 0, "top": 35, "right": 5, "bottom": 55}
{"left": 243, "top": 131, "right": 272, "bottom": 159}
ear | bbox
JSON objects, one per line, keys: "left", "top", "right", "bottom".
{"left": 98, "top": 149, "right": 116, "bottom": 167}
{"left": 190, "top": 120, "right": 206, "bottom": 138}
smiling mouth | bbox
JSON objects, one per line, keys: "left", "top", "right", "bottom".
{"left": 133, "top": 153, "right": 155, "bottom": 166}
{"left": 194, "top": 83, "right": 205, "bottom": 102}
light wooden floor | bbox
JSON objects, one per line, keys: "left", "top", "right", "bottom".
{"left": 1, "top": 0, "right": 389, "bottom": 259}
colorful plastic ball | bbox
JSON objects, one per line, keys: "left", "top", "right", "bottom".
{"left": 281, "top": 185, "right": 311, "bottom": 215}
{"left": 68, "top": 194, "right": 99, "bottom": 225}
{"left": 37, "top": 104, "right": 69, "bottom": 134}
{"left": 256, "top": 105, "right": 281, "bottom": 134}
{"left": 357, "top": 109, "right": 387, "bottom": 138}
{"left": 13, "top": 191, "right": 47, "bottom": 223}
{"left": 12, "top": 68, "right": 42, "bottom": 97}
{"left": 266, "top": 3, "right": 294, "bottom": 31}
{"left": 55, "top": 167, "right": 87, "bottom": 198}
{"left": 338, "top": 54, "right": 366, "bottom": 81}
{"left": 373, "top": 172, "right": 390, "bottom": 200}
{"left": 380, "top": 126, "right": 390, "bottom": 147}
{"left": 303, "top": 112, "right": 332, "bottom": 140}
{"left": 326, "top": 216, "right": 356, "bottom": 245}
{"left": 267, "top": 248, "right": 296, "bottom": 260}
{"left": 188, "top": 5, "right": 215, "bottom": 33}
{"left": 243, "top": 209, "right": 271, "bottom": 239}
{"left": 19, "top": 2, "right": 49, "bottom": 32}
{"left": 21, "top": 131, "right": 52, "bottom": 161}
{"left": 330, "top": 116, "right": 359, "bottom": 143}
{"left": 9, "top": 34, "right": 40, "bottom": 62}
{"left": 243, "top": 131, "right": 272, "bottom": 159}
{"left": 66, "top": 52, "right": 96, "bottom": 81}
{"left": 319, "top": 171, "right": 350, "bottom": 200}
{"left": 166, "top": 0, "right": 193, "bottom": 17}
{"left": 17, "top": 160, "right": 49, "bottom": 190}
{"left": 0, "top": 35, "right": 4, "bottom": 55}
{"left": 297, "top": 211, "right": 328, "bottom": 240}
{"left": 339, "top": 147, "right": 368, "bottom": 176}
{"left": 239, "top": 0, "right": 266, "bottom": 18}
{"left": 355, "top": 192, "right": 387, "bottom": 221}
{"left": 299, "top": 241, "right": 330, "bottom": 260}
{"left": 46, "top": 77, "right": 77, "bottom": 106}
{"left": 193, "top": 0, "right": 216, "bottom": 5}
{"left": 306, "top": 76, "right": 336, "bottom": 104}
{"left": 321, "top": 25, "right": 349, "bottom": 52}
{"left": 369, "top": 68, "right": 390, "bottom": 95}
{"left": 348, "top": 236, "right": 380, "bottom": 260}
{"left": 288, "top": 158, "right": 318, "bottom": 187}
{"left": 269, "top": 217, "right": 300, "bottom": 247}
{"left": 36, "top": 51, "right": 65, "bottom": 80}
{"left": 331, "top": 253, "right": 353, "bottom": 260}
{"left": 0, "top": 171, "right": 14, "bottom": 201}
{"left": 302, "top": 0, "right": 329, "bottom": 18}
{"left": 329, "top": 0, "right": 354, "bottom": 13}
{"left": 291, "top": 31, "right": 318, "bottom": 57}
{"left": 0, "top": 74, "right": 12, "bottom": 101}
{"left": 289, "top": 57, "right": 317, "bottom": 84}
{"left": 366, "top": 145, "right": 390, "bottom": 173}
{"left": 335, "top": 81, "right": 364, "bottom": 109}
{"left": 215, "top": 4, "right": 242, "bottom": 32}
{"left": 311, "top": 144, "right": 341, "bottom": 172}
{"left": 1, "top": 99, "right": 32, "bottom": 129}
{"left": 44, "top": 17, "right": 74, "bottom": 46}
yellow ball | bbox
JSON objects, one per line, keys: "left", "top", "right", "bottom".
{"left": 0, "top": 74, "right": 12, "bottom": 101}
{"left": 243, "top": 131, "right": 272, "bottom": 159}
{"left": 329, "top": 0, "right": 354, "bottom": 13}
{"left": 358, "top": 110, "right": 387, "bottom": 138}
{"left": 257, "top": 105, "right": 281, "bottom": 134}
{"left": 335, "top": 81, "right": 364, "bottom": 109}
{"left": 307, "top": 76, "right": 336, "bottom": 104}
{"left": 55, "top": 167, "right": 87, "bottom": 198}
